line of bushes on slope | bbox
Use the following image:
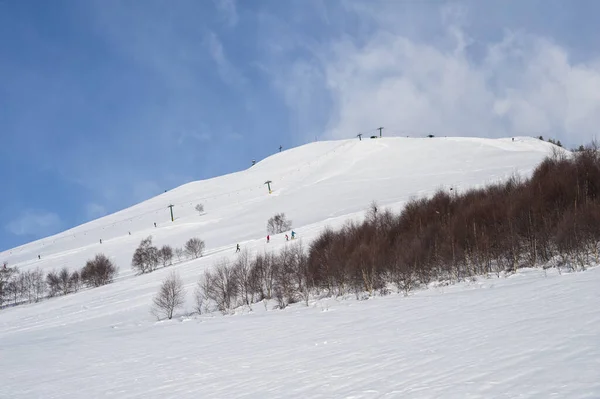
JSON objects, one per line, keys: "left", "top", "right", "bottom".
{"left": 0, "top": 234, "right": 206, "bottom": 310}
{"left": 304, "top": 145, "right": 600, "bottom": 290}
{"left": 131, "top": 236, "right": 205, "bottom": 275}
{"left": 166, "top": 144, "right": 600, "bottom": 318}
{"left": 0, "top": 255, "right": 118, "bottom": 308}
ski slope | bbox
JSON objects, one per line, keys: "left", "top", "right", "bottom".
{"left": 2, "top": 136, "right": 599, "bottom": 398}
{"left": 2, "top": 136, "right": 558, "bottom": 275}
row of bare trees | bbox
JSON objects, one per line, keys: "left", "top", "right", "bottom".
{"left": 131, "top": 236, "right": 204, "bottom": 274}
{"left": 191, "top": 243, "right": 310, "bottom": 315}
{"left": 187, "top": 145, "right": 600, "bottom": 316}
{"left": 0, "top": 254, "right": 118, "bottom": 308}
{"left": 305, "top": 145, "right": 600, "bottom": 296}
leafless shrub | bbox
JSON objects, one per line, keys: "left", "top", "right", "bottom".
{"left": 19, "top": 268, "right": 46, "bottom": 303}
{"left": 185, "top": 237, "right": 205, "bottom": 259}
{"left": 69, "top": 270, "right": 81, "bottom": 293}
{"left": 152, "top": 271, "right": 186, "bottom": 320}
{"left": 58, "top": 267, "right": 72, "bottom": 296}
{"left": 0, "top": 265, "right": 18, "bottom": 306}
{"left": 81, "top": 254, "right": 118, "bottom": 287}
{"left": 195, "top": 203, "right": 204, "bottom": 214}
{"left": 175, "top": 247, "right": 185, "bottom": 262}
{"left": 267, "top": 213, "right": 292, "bottom": 234}
{"left": 46, "top": 271, "right": 61, "bottom": 297}
{"left": 233, "top": 249, "right": 254, "bottom": 308}
{"left": 158, "top": 245, "right": 174, "bottom": 267}
{"left": 193, "top": 281, "right": 205, "bottom": 315}
{"left": 202, "top": 259, "right": 238, "bottom": 314}
{"left": 132, "top": 236, "right": 159, "bottom": 274}
{"left": 289, "top": 242, "right": 311, "bottom": 305}
{"left": 271, "top": 249, "right": 292, "bottom": 308}
{"left": 249, "top": 252, "right": 276, "bottom": 300}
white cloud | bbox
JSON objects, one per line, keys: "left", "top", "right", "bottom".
{"left": 6, "top": 210, "right": 62, "bottom": 237}
{"left": 86, "top": 203, "right": 107, "bottom": 220}
{"left": 273, "top": 5, "right": 600, "bottom": 148}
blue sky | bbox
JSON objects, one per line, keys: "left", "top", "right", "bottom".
{"left": 1, "top": 0, "right": 600, "bottom": 250}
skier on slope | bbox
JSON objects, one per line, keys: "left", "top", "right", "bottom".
{"left": 236, "top": 243, "right": 240, "bottom": 253}
{"left": 267, "top": 235, "right": 270, "bottom": 243}
{"left": 285, "top": 234, "right": 289, "bottom": 241}
{"left": 291, "top": 231, "right": 296, "bottom": 239}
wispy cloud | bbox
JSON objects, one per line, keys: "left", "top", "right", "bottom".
{"left": 213, "top": 0, "right": 238, "bottom": 27}
{"left": 6, "top": 210, "right": 62, "bottom": 237}
{"left": 206, "top": 31, "right": 246, "bottom": 89}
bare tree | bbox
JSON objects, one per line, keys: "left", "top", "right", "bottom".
{"left": 289, "top": 242, "right": 311, "bottom": 305}
{"left": 81, "top": 254, "right": 118, "bottom": 287}
{"left": 69, "top": 270, "right": 81, "bottom": 293}
{"left": 233, "top": 249, "right": 253, "bottom": 307}
{"left": 19, "top": 271, "right": 34, "bottom": 303}
{"left": 196, "top": 272, "right": 214, "bottom": 314}
{"left": 158, "top": 245, "right": 174, "bottom": 267}
{"left": 267, "top": 213, "right": 292, "bottom": 234}
{"left": 0, "top": 265, "right": 17, "bottom": 307}
{"left": 58, "top": 267, "right": 71, "bottom": 296}
{"left": 152, "top": 272, "right": 186, "bottom": 320}
{"left": 202, "top": 259, "right": 238, "bottom": 314}
{"left": 193, "top": 280, "right": 205, "bottom": 315}
{"left": 46, "top": 271, "right": 61, "bottom": 297}
{"left": 195, "top": 203, "right": 205, "bottom": 215}
{"left": 27, "top": 268, "right": 46, "bottom": 302}
{"left": 174, "top": 247, "right": 185, "bottom": 262}
{"left": 249, "top": 252, "right": 276, "bottom": 300}
{"left": 132, "top": 236, "right": 159, "bottom": 273}
{"left": 185, "top": 237, "right": 205, "bottom": 259}
{"left": 5, "top": 275, "right": 22, "bottom": 306}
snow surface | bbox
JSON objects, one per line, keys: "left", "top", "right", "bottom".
{"left": 2, "top": 136, "right": 598, "bottom": 398}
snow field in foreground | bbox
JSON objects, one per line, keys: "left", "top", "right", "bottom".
{"left": 1, "top": 267, "right": 599, "bottom": 398}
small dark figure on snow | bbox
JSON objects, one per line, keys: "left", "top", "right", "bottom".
{"left": 291, "top": 231, "right": 296, "bottom": 239}
{"left": 100, "top": 239, "right": 102, "bottom": 244}
{"left": 266, "top": 235, "right": 270, "bottom": 243}
{"left": 38, "top": 255, "right": 41, "bottom": 260}
{"left": 285, "top": 234, "right": 289, "bottom": 241}
{"left": 128, "top": 231, "right": 131, "bottom": 235}
{"left": 236, "top": 243, "right": 240, "bottom": 253}
{"left": 154, "top": 222, "right": 157, "bottom": 227}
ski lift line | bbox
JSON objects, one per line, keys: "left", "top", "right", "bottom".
{"left": 11, "top": 140, "right": 353, "bottom": 249}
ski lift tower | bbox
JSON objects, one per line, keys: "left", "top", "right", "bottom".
{"left": 264, "top": 180, "right": 273, "bottom": 194}
{"left": 167, "top": 204, "right": 175, "bottom": 222}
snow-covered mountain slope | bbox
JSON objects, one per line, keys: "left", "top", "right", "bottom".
{"left": 3, "top": 136, "right": 598, "bottom": 399}
{"left": 2, "top": 136, "right": 557, "bottom": 275}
